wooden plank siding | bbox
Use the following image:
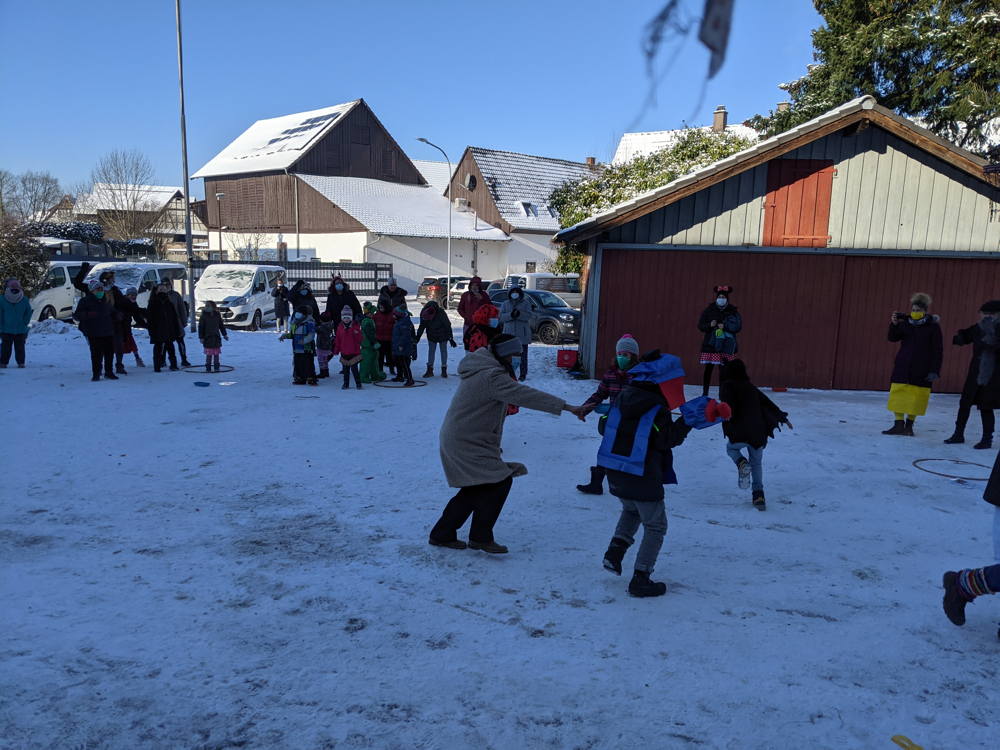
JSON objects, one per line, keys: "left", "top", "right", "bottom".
{"left": 446, "top": 149, "right": 513, "bottom": 234}
{"left": 605, "top": 125, "right": 1000, "bottom": 252}
{"left": 762, "top": 160, "right": 834, "bottom": 247}
{"left": 593, "top": 248, "right": 998, "bottom": 392}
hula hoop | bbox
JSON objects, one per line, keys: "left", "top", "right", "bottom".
{"left": 182, "top": 365, "right": 235, "bottom": 373}
{"left": 912, "top": 458, "right": 991, "bottom": 481}
{"left": 372, "top": 379, "right": 428, "bottom": 388}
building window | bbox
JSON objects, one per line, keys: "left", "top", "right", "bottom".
{"left": 525, "top": 262, "right": 537, "bottom": 272}
{"left": 520, "top": 201, "right": 537, "bottom": 217}
{"left": 383, "top": 149, "right": 396, "bottom": 178}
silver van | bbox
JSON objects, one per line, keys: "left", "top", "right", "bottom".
{"left": 30, "top": 261, "right": 86, "bottom": 321}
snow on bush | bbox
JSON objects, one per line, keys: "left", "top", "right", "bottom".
{"left": 30, "top": 318, "right": 76, "bottom": 336}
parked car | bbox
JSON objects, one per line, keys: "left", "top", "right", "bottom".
{"left": 195, "top": 264, "right": 285, "bottom": 330}
{"left": 488, "top": 288, "right": 580, "bottom": 345}
{"left": 503, "top": 272, "right": 582, "bottom": 308}
{"left": 448, "top": 280, "right": 471, "bottom": 306}
{"left": 485, "top": 280, "right": 504, "bottom": 294}
{"left": 84, "top": 262, "right": 187, "bottom": 309}
{"left": 417, "top": 275, "right": 470, "bottom": 304}
{"left": 30, "top": 260, "right": 85, "bottom": 322}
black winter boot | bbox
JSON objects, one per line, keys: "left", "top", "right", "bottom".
{"left": 576, "top": 466, "right": 604, "bottom": 495}
{"left": 603, "top": 538, "right": 629, "bottom": 576}
{"left": 628, "top": 570, "right": 667, "bottom": 598}
{"left": 943, "top": 431, "right": 964, "bottom": 444}
{"left": 882, "top": 420, "right": 905, "bottom": 435}
{"left": 318, "top": 368, "right": 329, "bottom": 379}
{"left": 942, "top": 571, "right": 972, "bottom": 626}
{"left": 441, "top": 366, "right": 447, "bottom": 378}
{"left": 752, "top": 489, "right": 766, "bottom": 511}
{"left": 903, "top": 418, "right": 915, "bottom": 436}
{"left": 423, "top": 365, "right": 434, "bottom": 378}
{"left": 974, "top": 437, "right": 993, "bottom": 450}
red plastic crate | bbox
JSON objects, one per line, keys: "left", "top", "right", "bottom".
{"left": 556, "top": 350, "right": 578, "bottom": 368}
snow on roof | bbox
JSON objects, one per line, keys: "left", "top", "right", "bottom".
{"left": 297, "top": 174, "right": 509, "bottom": 242}
{"left": 74, "top": 184, "right": 182, "bottom": 215}
{"left": 192, "top": 101, "right": 360, "bottom": 178}
{"left": 411, "top": 159, "right": 453, "bottom": 194}
{"left": 468, "top": 148, "right": 597, "bottom": 232}
{"left": 613, "top": 124, "right": 759, "bottom": 164}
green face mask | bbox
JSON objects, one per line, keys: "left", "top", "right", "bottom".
{"left": 94, "top": 291, "right": 105, "bottom": 299}
{"left": 616, "top": 355, "right": 632, "bottom": 370}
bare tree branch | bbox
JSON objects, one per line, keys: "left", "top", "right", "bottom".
{"left": 6, "top": 170, "right": 62, "bottom": 223}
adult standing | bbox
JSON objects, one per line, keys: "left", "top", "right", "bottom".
{"left": 499, "top": 287, "right": 532, "bottom": 381}
{"left": 324, "top": 274, "right": 362, "bottom": 320}
{"left": 697, "top": 285, "right": 741, "bottom": 396}
{"left": 883, "top": 292, "right": 943, "bottom": 436}
{"left": 0, "top": 278, "right": 32, "bottom": 368}
{"left": 457, "top": 276, "right": 490, "bottom": 350}
{"left": 162, "top": 279, "right": 191, "bottom": 367}
{"left": 146, "top": 282, "right": 182, "bottom": 372}
{"left": 416, "top": 299, "right": 456, "bottom": 378}
{"left": 378, "top": 277, "right": 407, "bottom": 311}
{"left": 429, "top": 334, "right": 586, "bottom": 553}
{"left": 289, "top": 280, "right": 321, "bottom": 323}
{"left": 74, "top": 279, "right": 117, "bottom": 381}
{"left": 272, "top": 277, "right": 291, "bottom": 333}
{"left": 944, "top": 300, "right": 1000, "bottom": 449}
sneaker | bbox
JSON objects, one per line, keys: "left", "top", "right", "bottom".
{"left": 628, "top": 570, "right": 667, "bottom": 597}
{"left": 468, "top": 540, "right": 508, "bottom": 554}
{"left": 428, "top": 537, "right": 467, "bottom": 550}
{"left": 942, "top": 571, "right": 971, "bottom": 626}
{"left": 737, "top": 458, "right": 751, "bottom": 490}
{"left": 603, "top": 538, "right": 628, "bottom": 576}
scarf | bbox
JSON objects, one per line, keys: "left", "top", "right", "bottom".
{"left": 4, "top": 288, "right": 23, "bottom": 304}
{"left": 977, "top": 318, "right": 999, "bottom": 387}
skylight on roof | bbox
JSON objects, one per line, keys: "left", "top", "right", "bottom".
{"left": 520, "top": 201, "right": 538, "bottom": 217}
{"left": 255, "top": 112, "right": 343, "bottom": 152}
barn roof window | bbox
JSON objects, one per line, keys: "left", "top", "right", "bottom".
{"left": 520, "top": 201, "right": 538, "bottom": 217}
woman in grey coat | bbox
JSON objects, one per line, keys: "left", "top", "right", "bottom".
{"left": 429, "top": 334, "right": 585, "bottom": 553}
{"left": 499, "top": 287, "right": 533, "bottom": 380}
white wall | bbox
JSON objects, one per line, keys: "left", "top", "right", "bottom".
{"left": 505, "top": 231, "right": 560, "bottom": 274}
{"left": 364, "top": 235, "right": 510, "bottom": 291}
{"left": 209, "top": 231, "right": 369, "bottom": 262}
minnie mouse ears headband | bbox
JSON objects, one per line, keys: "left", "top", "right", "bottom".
{"left": 713, "top": 285, "right": 733, "bottom": 296}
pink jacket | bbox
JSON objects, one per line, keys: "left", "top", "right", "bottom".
{"left": 333, "top": 321, "right": 363, "bottom": 357}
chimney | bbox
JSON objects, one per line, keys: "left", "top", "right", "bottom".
{"left": 712, "top": 105, "right": 728, "bottom": 132}
{"left": 776, "top": 101, "right": 790, "bottom": 113}
{"left": 585, "top": 156, "right": 596, "bottom": 167}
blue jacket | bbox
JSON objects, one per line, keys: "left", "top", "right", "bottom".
{"left": 0, "top": 295, "right": 32, "bottom": 335}
{"left": 392, "top": 315, "right": 416, "bottom": 357}
{"left": 286, "top": 318, "right": 316, "bottom": 354}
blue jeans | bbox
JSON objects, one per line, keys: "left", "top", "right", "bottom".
{"left": 613, "top": 499, "right": 667, "bottom": 573}
{"left": 726, "top": 442, "right": 764, "bottom": 492}
{"left": 427, "top": 340, "right": 448, "bottom": 368}
{"left": 994, "top": 505, "right": 1000, "bottom": 564}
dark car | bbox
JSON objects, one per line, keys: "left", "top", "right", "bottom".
{"left": 417, "top": 275, "right": 470, "bottom": 304}
{"left": 488, "top": 288, "right": 580, "bottom": 345}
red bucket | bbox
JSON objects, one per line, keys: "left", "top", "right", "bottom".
{"left": 556, "top": 350, "right": 578, "bottom": 368}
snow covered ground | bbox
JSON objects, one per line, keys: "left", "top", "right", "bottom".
{"left": 2, "top": 318, "right": 998, "bottom": 749}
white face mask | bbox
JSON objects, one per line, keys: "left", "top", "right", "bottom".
{"left": 294, "top": 312, "right": 304, "bottom": 320}
{"left": 716, "top": 297, "right": 727, "bottom": 307}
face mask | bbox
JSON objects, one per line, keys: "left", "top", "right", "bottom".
{"left": 716, "top": 297, "right": 727, "bottom": 307}
{"left": 299, "top": 290, "right": 308, "bottom": 296}
{"left": 511, "top": 292, "right": 521, "bottom": 301}
{"left": 94, "top": 291, "right": 105, "bottom": 299}
{"left": 294, "top": 312, "right": 304, "bottom": 320}
{"left": 489, "top": 318, "right": 499, "bottom": 327}
{"left": 510, "top": 357, "right": 522, "bottom": 371}
{"left": 910, "top": 311, "right": 925, "bottom": 321}
{"left": 616, "top": 355, "right": 632, "bottom": 370}
{"left": 335, "top": 284, "right": 344, "bottom": 292}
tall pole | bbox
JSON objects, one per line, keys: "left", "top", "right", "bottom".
{"left": 417, "top": 138, "right": 452, "bottom": 309}
{"left": 175, "top": 0, "right": 196, "bottom": 332}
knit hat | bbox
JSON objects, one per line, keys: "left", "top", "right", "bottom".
{"left": 911, "top": 292, "right": 931, "bottom": 310}
{"left": 491, "top": 333, "right": 522, "bottom": 358}
{"left": 713, "top": 285, "right": 733, "bottom": 297}
{"left": 341, "top": 305, "right": 353, "bottom": 320}
{"left": 980, "top": 300, "right": 1000, "bottom": 314}
{"left": 88, "top": 278, "right": 106, "bottom": 292}
{"left": 319, "top": 311, "right": 333, "bottom": 322}
{"left": 124, "top": 286, "right": 138, "bottom": 296}
{"left": 615, "top": 334, "right": 640, "bottom": 357}
{"left": 388, "top": 277, "right": 397, "bottom": 286}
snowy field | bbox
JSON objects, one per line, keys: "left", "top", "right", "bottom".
{"left": 2, "top": 317, "right": 998, "bottom": 750}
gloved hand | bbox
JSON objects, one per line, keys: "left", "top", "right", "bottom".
{"left": 704, "top": 399, "right": 732, "bottom": 423}
{"left": 926, "top": 372, "right": 939, "bottom": 382}
{"left": 449, "top": 339, "right": 457, "bottom": 348}
{"left": 511, "top": 310, "right": 520, "bottom": 319}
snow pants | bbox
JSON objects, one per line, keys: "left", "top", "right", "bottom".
{"left": 430, "top": 475, "right": 514, "bottom": 545}
{"left": 377, "top": 339, "right": 393, "bottom": 372}
{"left": 293, "top": 352, "right": 316, "bottom": 382}
{"left": 0, "top": 333, "right": 26, "bottom": 366}
{"left": 613, "top": 498, "right": 667, "bottom": 573}
{"left": 726, "top": 442, "right": 765, "bottom": 492}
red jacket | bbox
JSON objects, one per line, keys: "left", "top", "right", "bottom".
{"left": 458, "top": 277, "right": 490, "bottom": 327}
{"left": 333, "top": 321, "right": 363, "bottom": 357}
{"left": 373, "top": 311, "right": 396, "bottom": 340}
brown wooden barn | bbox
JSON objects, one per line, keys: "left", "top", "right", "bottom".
{"left": 556, "top": 96, "right": 1000, "bottom": 393}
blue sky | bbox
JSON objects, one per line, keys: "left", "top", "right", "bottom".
{"left": 0, "top": 0, "right": 822, "bottom": 198}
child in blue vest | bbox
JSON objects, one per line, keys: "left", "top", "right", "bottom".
{"left": 279, "top": 305, "right": 317, "bottom": 385}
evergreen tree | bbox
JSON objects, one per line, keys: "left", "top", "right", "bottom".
{"left": 0, "top": 220, "right": 48, "bottom": 297}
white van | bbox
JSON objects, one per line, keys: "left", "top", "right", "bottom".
{"left": 503, "top": 272, "right": 582, "bottom": 308}
{"left": 83, "top": 262, "right": 187, "bottom": 308}
{"left": 194, "top": 264, "right": 285, "bottom": 330}
{"left": 30, "top": 260, "right": 86, "bottom": 321}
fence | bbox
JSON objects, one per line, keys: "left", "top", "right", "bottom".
{"left": 189, "top": 260, "right": 393, "bottom": 297}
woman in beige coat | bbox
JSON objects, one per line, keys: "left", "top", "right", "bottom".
{"left": 430, "top": 334, "right": 585, "bottom": 553}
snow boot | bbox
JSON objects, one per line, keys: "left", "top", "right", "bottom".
{"left": 115, "top": 363, "right": 127, "bottom": 375}
{"left": 974, "top": 437, "right": 993, "bottom": 450}
{"left": 882, "top": 420, "right": 905, "bottom": 435}
{"left": 318, "top": 368, "right": 329, "bottom": 379}
{"left": 440, "top": 366, "right": 447, "bottom": 378}
{"left": 134, "top": 354, "right": 145, "bottom": 367}
{"left": 213, "top": 363, "right": 220, "bottom": 373}
{"left": 104, "top": 372, "right": 119, "bottom": 380}
{"left": 404, "top": 378, "right": 415, "bottom": 387}
{"left": 205, "top": 361, "right": 212, "bottom": 372}
{"left": 468, "top": 540, "right": 508, "bottom": 554}
{"left": 308, "top": 378, "right": 318, "bottom": 386}
{"left": 576, "top": 466, "right": 604, "bottom": 495}
{"left": 423, "top": 365, "right": 434, "bottom": 378}
{"left": 943, "top": 430, "right": 964, "bottom": 444}
{"left": 752, "top": 489, "right": 766, "bottom": 511}
{"left": 628, "top": 570, "right": 666, "bottom": 598}
{"left": 91, "top": 374, "right": 101, "bottom": 381}
{"left": 293, "top": 378, "right": 306, "bottom": 386}
{"left": 603, "top": 538, "right": 629, "bottom": 576}
{"left": 737, "top": 458, "right": 751, "bottom": 489}
{"left": 428, "top": 536, "right": 467, "bottom": 550}
{"left": 942, "top": 571, "right": 972, "bottom": 626}
{"left": 903, "top": 418, "right": 915, "bottom": 436}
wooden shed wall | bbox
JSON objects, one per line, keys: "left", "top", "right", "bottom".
{"left": 447, "top": 149, "right": 513, "bottom": 234}
{"left": 593, "top": 248, "right": 999, "bottom": 392}
{"left": 606, "top": 125, "right": 1000, "bottom": 252}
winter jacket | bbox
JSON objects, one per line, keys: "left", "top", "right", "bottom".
{"left": 378, "top": 284, "right": 407, "bottom": 311}
{"left": 324, "top": 277, "right": 362, "bottom": 320}
{"left": 416, "top": 301, "right": 453, "bottom": 343}
{"left": 985, "top": 449, "right": 1000, "bottom": 508}
{"left": 145, "top": 292, "right": 183, "bottom": 344}
{"left": 289, "top": 280, "right": 321, "bottom": 322}
{"left": 954, "top": 321, "right": 1000, "bottom": 410}
{"left": 272, "top": 285, "right": 291, "bottom": 317}
{"left": 374, "top": 309, "right": 396, "bottom": 341}
{"left": 599, "top": 381, "right": 691, "bottom": 502}
{"left": 468, "top": 303, "right": 500, "bottom": 353}
{"left": 719, "top": 360, "right": 789, "bottom": 449}
{"left": 888, "top": 316, "right": 943, "bottom": 388}
{"left": 73, "top": 293, "right": 115, "bottom": 338}
{"left": 315, "top": 320, "right": 336, "bottom": 352}
{"left": 499, "top": 294, "right": 532, "bottom": 346}
{"left": 391, "top": 315, "right": 416, "bottom": 358}
{"left": 0, "top": 295, "right": 32, "bottom": 335}
{"left": 286, "top": 317, "right": 316, "bottom": 354}
{"left": 439, "top": 347, "right": 566, "bottom": 487}
{"left": 582, "top": 364, "right": 633, "bottom": 416}
{"left": 697, "top": 302, "right": 742, "bottom": 355}
{"left": 166, "top": 290, "right": 187, "bottom": 332}
{"left": 457, "top": 277, "right": 490, "bottom": 331}
{"left": 361, "top": 316, "right": 378, "bottom": 349}
{"left": 333, "top": 321, "right": 363, "bottom": 358}
{"left": 198, "top": 310, "right": 228, "bottom": 349}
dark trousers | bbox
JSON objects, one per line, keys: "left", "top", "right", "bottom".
{"left": 394, "top": 355, "right": 413, "bottom": 383}
{"left": 430, "top": 475, "right": 514, "bottom": 544}
{"left": 955, "top": 394, "right": 995, "bottom": 439}
{"left": 377, "top": 340, "right": 393, "bottom": 372}
{"left": 88, "top": 336, "right": 114, "bottom": 376}
{"left": 293, "top": 352, "right": 316, "bottom": 382}
{"left": 0, "top": 333, "right": 26, "bottom": 366}
{"left": 518, "top": 343, "right": 529, "bottom": 379}
{"left": 154, "top": 341, "right": 177, "bottom": 370}
{"left": 342, "top": 361, "right": 361, "bottom": 387}
{"left": 175, "top": 336, "right": 189, "bottom": 364}
{"left": 702, "top": 363, "right": 715, "bottom": 395}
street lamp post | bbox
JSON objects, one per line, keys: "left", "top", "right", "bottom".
{"left": 174, "top": 0, "right": 196, "bottom": 332}
{"left": 215, "top": 192, "right": 225, "bottom": 259}
{"left": 416, "top": 138, "right": 452, "bottom": 309}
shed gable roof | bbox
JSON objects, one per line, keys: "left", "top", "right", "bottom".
{"left": 74, "top": 184, "right": 182, "bottom": 215}
{"left": 557, "top": 95, "right": 994, "bottom": 244}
